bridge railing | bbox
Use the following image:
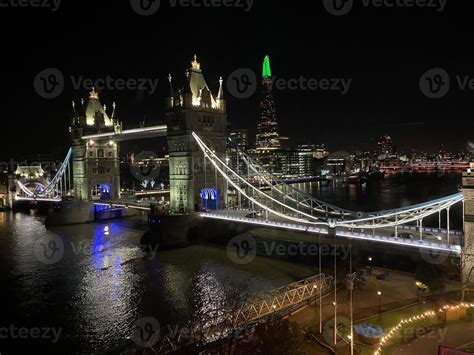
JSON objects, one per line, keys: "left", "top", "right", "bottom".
{"left": 232, "top": 273, "right": 333, "bottom": 326}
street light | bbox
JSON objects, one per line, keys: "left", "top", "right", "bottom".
{"left": 333, "top": 301, "right": 337, "bottom": 345}
{"left": 377, "top": 291, "right": 382, "bottom": 313}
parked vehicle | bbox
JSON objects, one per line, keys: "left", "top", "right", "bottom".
{"left": 245, "top": 211, "right": 262, "bottom": 218}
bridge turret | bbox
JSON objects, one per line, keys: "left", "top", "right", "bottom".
{"left": 70, "top": 91, "right": 121, "bottom": 201}
{"left": 166, "top": 55, "right": 227, "bottom": 213}
{"left": 165, "top": 74, "right": 175, "bottom": 109}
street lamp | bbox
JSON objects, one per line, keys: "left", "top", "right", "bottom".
{"left": 333, "top": 301, "right": 337, "bottom": 345}
{"left": 377, "top": 291, "right": 382, "bottom": 314}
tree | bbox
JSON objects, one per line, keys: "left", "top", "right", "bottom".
{"left": 234, "top": 316, "right": 304, "bottom": 354}
{"left": 416, "top": 263, "right": 444, "bottom": 292}
{"left": 459, "top": 236, "right": 474, "bottom": 301}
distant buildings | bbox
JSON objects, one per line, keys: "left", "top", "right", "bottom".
{"left": 230, "top": 129, "right": 249, "bottom": 151}
{"left": 230, "top": 55, "right": 326, "bottom": 179}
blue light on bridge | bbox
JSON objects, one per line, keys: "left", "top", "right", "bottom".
{"left": 200, "top": 187, "right": 219, "bottom": 210}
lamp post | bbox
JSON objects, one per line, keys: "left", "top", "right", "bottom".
{"left": 377, "top": 291, "right": 382, "bottom": 314}
{"left": 333, "top": 301, "right": 337, "bottom": 345}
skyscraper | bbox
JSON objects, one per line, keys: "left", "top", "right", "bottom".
{"left": 256, "top": 55, "right": 280, "bottom": 151}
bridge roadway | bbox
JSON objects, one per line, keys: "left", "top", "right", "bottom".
{"left": 200, "top": 209, "right": 462, "bottom": 254}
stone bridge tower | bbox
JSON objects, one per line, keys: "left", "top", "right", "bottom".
{"left": 462, "top": 161, "right": 474, "bottom": 291}
{"left": 70, "top": 89, "right": 121, "bottom": 201}
{"left": 166, "top": 56, "right": 227, "bottom": 213}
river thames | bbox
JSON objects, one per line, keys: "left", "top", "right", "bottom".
{"left": 0, "top": 173, "right": 463, "bottom": 353}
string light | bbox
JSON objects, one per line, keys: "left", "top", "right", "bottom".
{"left": 374, "top": 303, "right": 474, "bottom": 355}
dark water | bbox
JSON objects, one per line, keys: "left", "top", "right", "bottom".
{"left": 295, "top": 172, "right": 463, "bottom": 229}
{"left": 0, "top": 173, "right": 464, "bottom": 354}
{"left": 0, "top": 213, "right": 318, "bottom": 354}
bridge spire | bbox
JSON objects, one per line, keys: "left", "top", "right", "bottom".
{"left": 191, "top": 54, "right": 201, "bottom": 71}
{"left": 111, "top": 102, "right": 117, "bottom": 120}
{"left": 217, "top": 76, "right": 224, "bottom": 99}
{"left": 89, "top": 87, "right": 98, "bottom": 99}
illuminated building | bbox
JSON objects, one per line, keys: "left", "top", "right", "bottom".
{"left": 377, "top": 134, "right": 394, "bottom": 156}
{"left": 230, "top": 129, "right": 249, "bottom": 151}
{"left": 256, "top": 55, "right": 280, "bottom": 151}
{"left": 165, "top": 55, "right": 227, "bottom": 213}
{"left": 70, "top": 89, "right": 121, "bottom": 201}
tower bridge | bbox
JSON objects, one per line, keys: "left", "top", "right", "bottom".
{"left": 8, "top": 56, "right": 474, "bottom": 280}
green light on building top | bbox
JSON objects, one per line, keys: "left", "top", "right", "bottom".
{"left": 262, "top": 55, "right": 271, "bottom": 78}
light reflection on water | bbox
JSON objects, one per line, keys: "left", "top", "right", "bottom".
{"left": 0, "top": 174, "right": 464, "bottom": 353}
{"left": 0, "top": 212, "right": 317, "bottom": 354}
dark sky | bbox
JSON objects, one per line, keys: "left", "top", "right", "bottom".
{"left": 1, "top": 0, "right": 473, "bottom": 161}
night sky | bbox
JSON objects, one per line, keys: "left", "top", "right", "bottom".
{"left": 1, "top": 0, "right": 473, "bottom": 162}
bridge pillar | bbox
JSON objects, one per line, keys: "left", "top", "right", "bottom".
{"left": 166, "top": 56, "right": 227, "bottom": 213}
{"left": 7, "top": 174, "right": 16, "bottom": 209}
{"left": 461, "top": 163, "right": 474, "bottom": 292}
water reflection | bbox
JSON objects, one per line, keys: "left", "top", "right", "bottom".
{"left": 0, "top": 174, "right": 464, "bottom": 353}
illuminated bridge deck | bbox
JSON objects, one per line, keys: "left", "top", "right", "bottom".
{"left": 201, "top": 210, "right": 462, "bottom": 254}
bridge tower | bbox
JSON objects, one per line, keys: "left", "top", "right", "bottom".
{"left": 165, "top": 55, "right": 227, "bottom": 213}
{"left": 70, "top": 89, "right": 121, "bottom": 201}
{"left": 462, "top": 161, "right": 474, "bottom": 290}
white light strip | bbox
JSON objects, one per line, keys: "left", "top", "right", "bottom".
{"left": 15, "top": 196, "right": 61, "bottom": 202}
{"left": 193, "top": 132, "right": 327, "bottom": 225}
{"left": 82, "top": 125, "right": 167, "bottom": 140}
{"left": 200, "top": 213, "right": 329, "bottom": 234}
{"left": 336, "top": 230, "right": 461, "bottom": 253}
{"left": 202, "top": 213, "right": 460, "bottom": 253}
